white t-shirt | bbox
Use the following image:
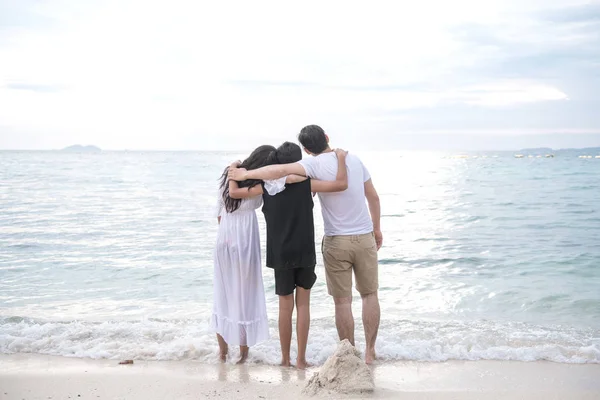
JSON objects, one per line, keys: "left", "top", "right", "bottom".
{"left": 299, "top": 152, "right": 373, "bottom": 236}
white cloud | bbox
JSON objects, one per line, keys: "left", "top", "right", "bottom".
{"left": 457, "top": 82, "right": 569, "bottom": 106}
{"left": 0, "top": 0, "right": 597, "bottom": 149}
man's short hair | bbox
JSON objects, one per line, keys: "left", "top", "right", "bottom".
{"left": 298, "top": 125, "right": 328, "bottom": 154}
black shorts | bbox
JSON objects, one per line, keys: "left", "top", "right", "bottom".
{"left": 274, "top": 267, "right": 317, "bottom": 296}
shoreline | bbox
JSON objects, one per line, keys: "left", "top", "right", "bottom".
{"left": 1, "top": 354, "right": 599, "bottom": 399}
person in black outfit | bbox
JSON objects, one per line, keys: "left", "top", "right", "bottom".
{"left": 228, "top": 142, "right": 348, "bottom": 368}
{"left": 262, "top": 142, "right": 348, "bottom": 369}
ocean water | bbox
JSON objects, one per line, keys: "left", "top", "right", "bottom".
{"left": 1, "top": 150, "right": 599, "bottom": 364}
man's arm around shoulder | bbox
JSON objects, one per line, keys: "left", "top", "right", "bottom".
{"left": 228, "top": 162, "right": 308, "bottom": 182}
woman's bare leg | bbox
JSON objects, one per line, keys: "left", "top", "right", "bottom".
{"left": 237, "top": 327, "right": 249, "bottom": 364}
{"left": 237, "top": 345, "right": 249, "bottom": 364}
{"left": 217, "top": 334, "right": 228, "bottom": 362}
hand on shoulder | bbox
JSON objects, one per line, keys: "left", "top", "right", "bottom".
{"left": 228, "top": 167, "right": 248, "bottom": 181}
{"left": 333, "top": 148, "right": 348, "bottom": 158}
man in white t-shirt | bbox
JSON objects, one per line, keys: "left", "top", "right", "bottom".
{"left": 228, "top": 125, "right": 382, "bottom": 364}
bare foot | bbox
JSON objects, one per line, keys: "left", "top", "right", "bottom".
{"left": 219, "top": 351, "right": 227, "bottom": 362}
{"left": 365, "top": 349, "right": 377, "bottom": 365}
{"left": 216, "top": 334, "right": 228, "bottom": 363}
{"left": 280, "top": 359, "right": 292, "bottom": 367}
{"left": 295, "top": 359, "right": 311, "bottom": 370}
{"left": 237, "top": 347, "right": 249, "bottom": 364}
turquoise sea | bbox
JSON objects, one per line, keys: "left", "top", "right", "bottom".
{"left": 1, "top": 150, "right": 599, "bottom": 364}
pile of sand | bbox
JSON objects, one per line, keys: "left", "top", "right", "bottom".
{"left": 303, "top": 339, "right": 375, "bottom": 396}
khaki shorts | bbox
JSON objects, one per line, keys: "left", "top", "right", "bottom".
{"left": 322, "top": 233, "right": 378, "bottom": 297}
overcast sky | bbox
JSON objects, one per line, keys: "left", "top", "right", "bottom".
{"left": 1, "top": 0, "right": 599, "bottom": 151}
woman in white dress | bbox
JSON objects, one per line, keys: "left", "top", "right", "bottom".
{"left": 212, "top": 145, "right": 275, "bottom": 363}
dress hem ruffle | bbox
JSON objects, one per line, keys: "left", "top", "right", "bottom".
{"left": 210, "top": 313, "right": 270, "bottom": 347}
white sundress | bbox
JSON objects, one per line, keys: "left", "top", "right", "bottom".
{"left": 210, "top": 192, "right": 270, "bottom": 347}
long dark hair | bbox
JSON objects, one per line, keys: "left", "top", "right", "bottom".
{"left": 219, "top": 145, "right": 276, "bottom": 213}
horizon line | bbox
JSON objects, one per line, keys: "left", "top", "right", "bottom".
{"left": 1, "top": 146, "right": 600, "bottom": 153}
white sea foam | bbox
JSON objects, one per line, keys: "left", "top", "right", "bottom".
{"left": 1, "top": 317, "right": 598, "bottom": 365}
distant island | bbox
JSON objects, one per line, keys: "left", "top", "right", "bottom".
{"left": 519, "top": 147, "right": 554, "bottom": 154}
{"left": 555, "top": 147, "right": 600, "bottom": 153}
{"left": 61, "top": 145, "right": 101, "bottom": 152}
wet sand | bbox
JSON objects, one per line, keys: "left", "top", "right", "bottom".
{"left": 1, "top": 354, "right": 599, "bottom": 399}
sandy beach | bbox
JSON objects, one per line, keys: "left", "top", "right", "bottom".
{"left": 1, "top": 354, "right": 599, "bottom": 399}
